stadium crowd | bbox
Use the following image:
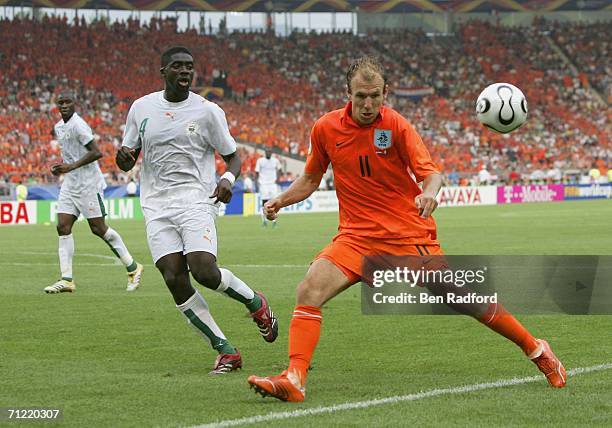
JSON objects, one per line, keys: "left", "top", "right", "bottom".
{"left": 550, "top": 21, "right": 611, "bottom": 104}
{"left": 0, "top": 14, "right": 609, "bottom": 188}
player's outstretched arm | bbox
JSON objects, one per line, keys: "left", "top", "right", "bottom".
{"left": 264, "top": 171, "right": 322, "bottom": 220}
{"left": 415, "top": 172, "right": 443, "bottom": 219}
{"left": 116, "top": 147, "right": 141, "bottom": 172}
{"left": 51, "top": 140, "right": 102, "bottom": 176}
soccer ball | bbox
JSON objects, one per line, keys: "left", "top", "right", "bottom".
{"left": 476, "top": 83, "right": 528, "bottom": 134}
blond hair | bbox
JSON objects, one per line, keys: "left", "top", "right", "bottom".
{"left": 346, "top": 56, "right": 387, "bottom": 93}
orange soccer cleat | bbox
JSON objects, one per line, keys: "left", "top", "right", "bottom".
{"left": 530, "top": 339, "right": 566, "bottom": 388}
{"left": 248, "top": 370, "right": 305, "bottom": 402}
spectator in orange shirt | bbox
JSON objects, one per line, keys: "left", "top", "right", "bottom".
{"left": 247, "top": 56, "right": 566, "bottom": 403}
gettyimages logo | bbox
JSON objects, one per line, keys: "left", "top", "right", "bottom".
{"left": 371, "top": 265, "right": 487, "bottom": 288}
{"left": 361, "top": 255, "right": 612, "bottom": 315}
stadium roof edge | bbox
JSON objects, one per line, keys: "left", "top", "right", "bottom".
{"left": 1, "top": 0, "right": 610, "bottom": 13}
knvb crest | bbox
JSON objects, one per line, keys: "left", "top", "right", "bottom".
{"left": 374, "top": 129, "right": 392, "bottom": 150}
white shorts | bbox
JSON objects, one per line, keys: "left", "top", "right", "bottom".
{"left": 145, "top": 207, "right": 218, "bottom": 264}
{"left": 259, "top": 183, "right": 278, "bottom": 201}
{"left": 57, "top": 188, "right": 106, "bottom": 219}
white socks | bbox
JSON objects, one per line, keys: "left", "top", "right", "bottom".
{"left": 57, "top": 227, "right": 136, "bottom": 282}
{"left": 218, "top": 268, "right": 255, "bottom": 301}
{"left": 58, "top": 234, "right": 74, "bottom": 280}
{"left": 102, "top": 227, "right": 135, "bottom": 269}
{"left": 176, "top": 290, "right": 230, "bottom": 352}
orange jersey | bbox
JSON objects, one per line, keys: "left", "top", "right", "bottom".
{"left": 305, "top": 102, "right": 440, "bottom": 243}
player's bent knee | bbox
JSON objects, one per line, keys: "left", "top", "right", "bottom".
{"left": 56, "top": 224, "right": 71, "bottom": 236}
{"left": 160, "top": 271, "right": 194, "bottom": 304}
{"left": 161, "top": 271, "right": 178, "bottom": 288}
{"left": 296, "top": 259, "right": 351, "bottom": 306}
{"left": 161, "top": 270, "right": 187, "bottom": 289}
{"left": 296, "top": 278, "right": 328, "bottom": 307}
{"left": 91, "top": 227, "right": 106, "bottom": 237}
{"left": 191, "top": 266, "right": 221, "bottom": 290}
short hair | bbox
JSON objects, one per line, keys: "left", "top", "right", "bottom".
{"left": 346, "top": 56, "right": 387, "bottom": 92}
{"left": 161, "top": 46, "right": 193, "bottom": 68}
{"left": 56, "top": 90, "right": 76, "bottom": 101}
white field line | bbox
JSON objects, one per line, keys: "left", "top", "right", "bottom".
{"left": 0, "top": 262, "right": 307, "bottom": 269}
{"left": 17, "top": 250, "right": 122, "bottom": 265}
{"left": 15, "top": 251, "right": 121, "bottom": 263}
{"left": 191, "top": 363, "right": 612, "bottom": 428}
{"left": 1, "top": 262, "right": 118, "bottom": 267}
{"left": 2, "top": 253, "right": 307, "bottom": 269}
{"left": 227, "top": 264, "right": 308, "bottom": 268}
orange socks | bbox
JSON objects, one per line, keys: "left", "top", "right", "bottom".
{"left": 479, "top": 303, "right": 539, "bottom": 355}
{"left": 288, "top": 305, "right": 322, "bottom": 385}
{"left": 286, "top": 303, "right": 537, "bottom": 387}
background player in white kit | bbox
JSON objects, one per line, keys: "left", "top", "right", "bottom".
{"left": 44, "top": 91, "right": 143, "bottom": 294}
{"left": 255, "top": 149, "right": 281, "bottom": 227}
{"left": 116, "top": 47, "right": 278, "bottom": 374}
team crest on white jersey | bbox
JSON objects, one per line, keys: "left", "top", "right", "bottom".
{"left": 374, "top": 129, "right": 392, "bottom": 149}
{"left": 57, "top": 128, "right": 71, "bottom": 140}
{"left": 186, "top": 121, "right": 200, "bottom": 136}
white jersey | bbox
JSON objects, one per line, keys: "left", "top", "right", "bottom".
{"left": 255, "top": 156, "right": 281, "bottom": 186}
{"left": 54, "top": 113, "right": 105, "bottom": 194}
{"left": 122, "top": 91, "right": 236, "bottom": 219}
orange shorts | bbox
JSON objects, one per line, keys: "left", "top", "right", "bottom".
{"left": 315, "top": 233, "right": 444, "bottom": 285}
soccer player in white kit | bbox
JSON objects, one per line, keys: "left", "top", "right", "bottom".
{"left": 44, "top": 91, "right": 144, "bottom": 294}
{"left": 255, "top": 149, "right": 281, "bottom": 227}
{"left": 116, "top": 47, "right": 278, "bottom": 374}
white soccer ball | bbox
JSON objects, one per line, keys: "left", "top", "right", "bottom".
{"left": 476, "top": 83, "right": 528, "bottom": 134}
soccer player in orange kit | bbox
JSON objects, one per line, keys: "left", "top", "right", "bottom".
{"left": 247, "top": 56, "right": 566, "bottom": 402}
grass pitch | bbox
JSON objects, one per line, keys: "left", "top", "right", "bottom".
{"left": 1, "top": 200, "right": 611, "bottom": 427}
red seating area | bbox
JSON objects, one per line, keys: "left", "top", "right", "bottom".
{"left": 0, "top": 15, "right": 609, "bottom": 185}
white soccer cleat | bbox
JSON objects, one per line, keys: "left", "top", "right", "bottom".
{"left": 126, "top": 263, "right": 144, "bottom": 291}
{"left": 44, "top": 279, "right": 75, "bottom": 294}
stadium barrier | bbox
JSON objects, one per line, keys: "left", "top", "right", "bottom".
{"left": 242, "top": 186, "right": 498, "bottom": 214}
{"left": 497, "top": 184, "right": 565, "bottom": 204}
{"left": 243, "top": 191, "right": 340, "bottom": 216}
{"left": 0, "top": 201, "right": 37, "bottom": 225}
{"left": 437, "top": 186, "right": 497, "bottom": 207}
{"left": 564, "top": 183, "right": 611, "bottom": 200}
{"left": 40, "top": 198, "right": 144, "bottom": 224}
{"left": 0, "top": 198, "right": 142, "bottom": 225}
{"left": 1, "top": 184, "right": 609, "bottom": 225}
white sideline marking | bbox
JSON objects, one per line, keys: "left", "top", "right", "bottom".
{"left": 2, "top": 253, "right": 307, "bottom": 269}
{"left": 17, "top": 250, "right": 122, "bottom": 265}
{"left": 227, "top": 264, "right": 308, "bottom": 268}
{"left": 0, "top": 262, "right": 118, "bottom": 267}
{"left": 192, "top": 363, "right": 612, "bottom": 428}
{"left": 0, "top": 261, "right": 307, "bottom": 269}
